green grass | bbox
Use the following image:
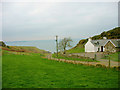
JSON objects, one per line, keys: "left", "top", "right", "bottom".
{"left": 0, "top": 60, "right": 1, "bottom": 89}
{"left": 67, "top": 46, "right": 84, "bottom": 54}
{"left": 103, "top": 52, "right": 120, "bottom": 62}
{"left": 52, "top": 54, "right": 98, "bottom": 62}
{"left": 2, "top": 50, "right": 119, "bottom": 88}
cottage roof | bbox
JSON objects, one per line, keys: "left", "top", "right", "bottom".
{"left": 111, "top": 39, "right": 120, "bottom": 47}
{"left": 90, "top": 39, "right": 120, "bottom": 47}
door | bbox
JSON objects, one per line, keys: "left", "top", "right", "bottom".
{"left": 101, "top": 46, "right": 103, "bottom": 52}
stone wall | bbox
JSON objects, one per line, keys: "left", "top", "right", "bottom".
{"left": 104, "top": 41, "right": 116, "bottom": 52}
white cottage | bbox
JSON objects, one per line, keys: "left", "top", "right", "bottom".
{"left": 85, "top": 37, "right": 108, "bottom": 52}
{"left": 85, "top": 37, "right": 120, "bottom": 52}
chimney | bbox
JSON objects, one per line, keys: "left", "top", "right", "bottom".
{"left": 103, "top": 37, "right": 107, "bottom": 39}
{"left": 88, "top": 37, "right": 92, "bottom": 41}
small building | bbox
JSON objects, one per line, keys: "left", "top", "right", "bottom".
{"left": 85, "top": 37, "right": 120, "bottom": 52}
{"left": 104, "top": 40, "right": 120, "bottom": 52}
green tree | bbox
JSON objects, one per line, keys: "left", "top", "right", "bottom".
{"left": 59, "top": 37, "right": 73, "bottom": 54}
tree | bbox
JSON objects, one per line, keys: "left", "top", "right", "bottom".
{"left": 59, "top": 37, "right": 73, "bottom": 54}
{"left": 0, "top": 41, "right": 6, "bottom": 47}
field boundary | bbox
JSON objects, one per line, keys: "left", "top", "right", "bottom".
{"left": 46, "top": 54, "right": 120, "bottom": 69}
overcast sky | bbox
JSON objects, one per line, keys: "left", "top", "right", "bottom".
{"left": 1, "top": 0, "right": 118, "bottom": 41}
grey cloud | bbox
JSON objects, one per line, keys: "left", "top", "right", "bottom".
{"left": 2, "top": 2, "right": 118, "bottom": 41}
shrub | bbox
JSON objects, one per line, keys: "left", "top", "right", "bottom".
{"left": 113, "top": 66, "right": 117, "bottom": 69}
{"left": 102, "top": 65, "right": 107, "bottom": 68}
{"left": 7, "top": 46, "right": 10, "bottom": 48}
{"left": 96, "top": 64, "right": 103, "bottom": 67}
{"left": 118, "top": 66, "right": 120, "bottom": 70}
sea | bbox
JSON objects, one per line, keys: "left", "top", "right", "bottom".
{"left": 5, "top": 38, "right": 81, "bottom": 53}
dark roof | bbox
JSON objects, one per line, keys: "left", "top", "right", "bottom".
{"left": 111, "top": 39, "right": 120, "bottom": 47}
{"left": 91, "top": 39, "right": 120, "bottom": 47}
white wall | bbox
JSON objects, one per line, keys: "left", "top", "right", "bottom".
{"left": 85, "top": 40, "right": 95, "bottom": 52}
{"left": 94, "top": 46, "right": 99, "bottom": 52}
{"left": 85, "top": 39, "right": 106, "bottom": 52}
{"left": 99, "top": 46, "right": 105, "bottom": 52}
{"left": 103, "top": 47, "right": 105, "bottom": 51}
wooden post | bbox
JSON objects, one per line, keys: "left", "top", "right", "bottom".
{"left": 56, "top": 35, "right": 58, "bottom": 57}
{"left": 108, "top": 56, "right": 110, "bottom": 68}
{"left": 94, "top": 54, "right": 97, "bottom": 60}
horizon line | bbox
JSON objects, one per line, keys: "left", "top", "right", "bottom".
{"left": 3, "top": 37, "right": 83, "bottom": 42}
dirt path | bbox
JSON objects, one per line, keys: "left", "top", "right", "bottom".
{"left": 97, "top": 59, "right": 119, "bottom": 67}
{"left": 46, "top": 54, "right": 120, "bottom": 68}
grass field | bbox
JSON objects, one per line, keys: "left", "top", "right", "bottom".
{"left": 66, "top": 47, "right": 84, "bottom": 53}
{"left": 2, "top": 50, "right": 119, "bottom": 88}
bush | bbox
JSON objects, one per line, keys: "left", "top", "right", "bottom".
{"left": 7, "top": 46, "right": 10, "bottom": 48}
{"left": 113, "top": 66, "right": 117, "bottom": 69}
{"left": 118, "top": 66, "right": 120, "bottom": 70}
{"left": 102, "top": 65, "right": 107, "bottom": 68}
{"left": 96, "top": 64, "right": 103, "bottom": 67}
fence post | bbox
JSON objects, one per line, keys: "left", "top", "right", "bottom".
{"left": 94, "top": 54, "right": 97, "bottom": 60}
{"left": 56, "top": 35, "right": 58, "bottom": 57}
{"left": 108, "top": 56, "right": 110, "bottom": 68}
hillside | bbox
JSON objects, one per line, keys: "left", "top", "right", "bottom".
{"left": 0, "top": 41, "right": 51, "bottom": 54}
{"left": 67, "top": 27, "right": 120, "bottom": 53}
{"left": 2, "top": 46, "right": 50, "bottom": 54}
{"left": 92, "top": 27, "right": 120, "bottom": 40}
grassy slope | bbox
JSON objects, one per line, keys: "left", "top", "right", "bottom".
{"left": 66, "top": 39, "right": 86, "bottom": 53}
{"left": 67, "top": 47, "right": 84, "bottom": 53}
{"left": 2, "top": 46, "right": 48, "bottom": 53}
{"left": 2, "top": 50, "right": 119, "bottom": 88}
